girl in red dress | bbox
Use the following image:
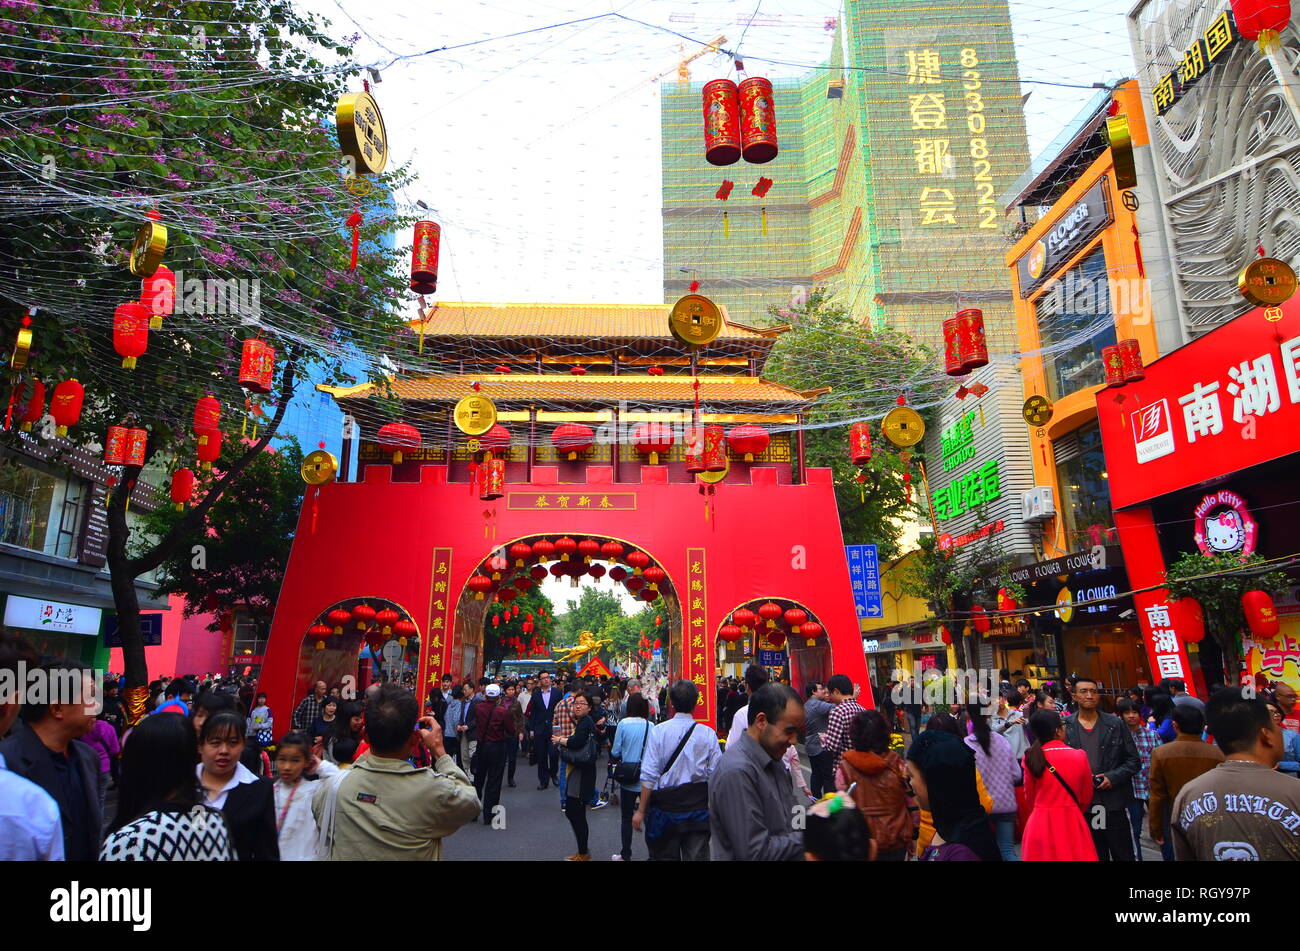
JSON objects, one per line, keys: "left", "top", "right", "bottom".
{"left": 1021, "top": 710, "right": 1099, "bottom": 861}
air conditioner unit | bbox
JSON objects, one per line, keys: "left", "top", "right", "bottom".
{"left": 1021, "top": 487, "right": 1056, "bottom": 522}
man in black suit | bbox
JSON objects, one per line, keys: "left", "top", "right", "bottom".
{"left": 0, "top": 660, "right": 103, "bottom": 861}
{"left": 525, "top": 671, "right": 562, "bottom": 789}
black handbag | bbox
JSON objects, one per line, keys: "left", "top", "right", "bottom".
{"left": 612, "top": 720, "right": 650, "bottom": 785}
{"left": 558, "top": 732, "right": 597, "bottom": 765}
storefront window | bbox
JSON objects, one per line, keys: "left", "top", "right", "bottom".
{"left": 231, "top": 611, "right": 267, "bottom": 658}
{"left": 1035, "top": 248, "right": 1118, "bottom": 400}
{"left": 0, "top": 462, "right": 57, "bottom": 554}
{"left": 1054, "top": 421, "right": 1115, "bottom": 548}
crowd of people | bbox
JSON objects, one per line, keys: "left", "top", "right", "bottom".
{"left": 3, "top": 623, "right": 1299, "bottom": 862}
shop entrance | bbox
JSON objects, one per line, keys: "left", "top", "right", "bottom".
{"left": 1062, "top": 624, "right": 1148, "bottom": 700}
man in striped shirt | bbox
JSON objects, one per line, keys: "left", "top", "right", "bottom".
{"left": 819, "top": 674, "right": 866, "bottom": 775}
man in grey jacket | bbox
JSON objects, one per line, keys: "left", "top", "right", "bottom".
{"left": 802, "top": 682, "right": 835, "bottom": 798}
{"left": 1064, "top": 676, "right": 1140, "bottom": 860}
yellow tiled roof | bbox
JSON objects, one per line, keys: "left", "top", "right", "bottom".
{"left": 324, "top": 374, "right": 828, "bottom": 405}
{"left": 411, "top": 302, "right": 789, "bottom": 342}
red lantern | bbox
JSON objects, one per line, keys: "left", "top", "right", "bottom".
{"left": 1242, "top": 590, "right": 1280, "bottom": 638}
{"left": 655, "top": 616, "right": 662, "bottom": 627}
{"left": 309, "top": 623, "right": 332, "bottom": 651}
{"left": 239, "top": 338, "right": 276, "bottom": 394}
{"left": 326, "top": 608, "right": 352, "bottom": 635}
{"left": 632, "top": 422, "right": 674, "bottom": 465}
{"left": 113, "top": 301, "right": 149, "bottom": 370}
{"left": 194, "top": 394, "right": 221, "bottom": 432}
{"left": 644, "top": 565, "right": 667, "bottom": 590}
{"left": 554, "top": 536, "right": 577, "bottom": 562}
{"left": 16, "top": 379, "right": 44, "bottom": 432}
{"left": 700, "top": 424, "right": 726, "bottom": 472}
{"left": 196, "top": 428, "right": 222, "bottom": 470}
{"left": 938, "top": 625, "right": 953, "bottom": 645}
{"left": 609, "top": 565, "right": 627, "bottom": 583}
{"left": 768, "top": 628, "right": 787, "bottom": 647}
{"left": 759, "top": 601, "right": 783, "bottom": 628}
{"left": 510, "top": 542, "right": 533, "bottom": 567}
{"left": 49, "top": 379, "right": 84, "bottom": 436}
{"left": 726, "top": 424, "right": 769, "bottom": 462}
{"left": 624, "top": 576, "right": 645, "bottom": 592}
{"left": 1102, "top": 344, "right": 1126, "bottom": 387}
{"left": 943, "top": 316, "right": 968, "bottom": 377}
{"left": 551, "top": 423, "right": 594, "bottom": 460}
{"left": 410, "top": 220, "right": 440, "bottom": 295}
{"left": 1119, "top": 338, "right": 1144, "bottom": 383}
{"left": 733, "top": 608, "right": 757, "bottom": 629}
{"left": 971, "top": 605, "right": 991, "bottom": 634}
{"left": 353, "top": 603, "right": 377, "bottom": 631}
{"left": 141, "top": 264, "right": 175, "bottom": 330}
{"left": 365, "top": 631, "right": 384, "bottom": 653}
{"left": 800, "top": 621, "right": 823, "bottom": 645}
{"left": 104, "top": 425, "right": 127, "bottom": 465}
{"left": 492, "top": 614, "right": 500, "bottom": 628}
{"left": 720, "top": 624, "right": 744, "bottom": 643}
{"left": 849, "top": 423, "right": 872, "bottom": 465}
{"left": 996, "top": 588, "right": 1018, "bottom": 613}
{"left": 588, "top": 563, "right": 606, "bottom": 581}
{"left": 1230, "top": 0, "right": 1292, "bottom": 40}
{"left": 124, "top": 427, "right": 148, "bottom": 467}
{"left": 485, "top": 555, "right": 509, "bottom": 581}
{"left": 393, "top": 619, "right": 417, "bottom": 645}
{"left": 529, "top": 564, "right": 548, "bottom": 582}
{"left": 169, "top": 467, "right": 195, "bottom": 510}
{"left": 550, "top": 562, "right": 565, "bottom": 578}
{"left": 532, "top": 538, "right": 556, "bottom": 563}
{"left": 954, "top": 308, "right": 988, "bottom": 372}
{"left": 653, "top": 637, "right": 661, "bottom": 649}
{"left": 738, "top": 77, "right": 778, "bottom": 164}
{"left": 375, "top": 609, "right": 400, "bottom": 635}
{"left": 377, "top": 421, "right": 420, "bottom": 464}
{"left": 783, "top": 607, "right": 807, "bottom": 632}
{"left": 702, "top": 78, "right": 742, "bottom": 166}
{"left": 578, "top": 538, "right": 601, "bottom": 562}
{"left": 514, "top": 577, "right": 533, "bottom": 592}
{"left": 468, "top": 575, "right": 493, "bottom": 601}
{"left": 1174, "top": 598, "right": 1206, "bottom": 645}
{"left": 683, "top": 425, "right": 706, "bottom": 474}
{"left": 480, "top": 456, "right": 505, "bottom": 500}
{"left": 481, "top": 424, "right": 511, "bottom": 454}
{"left": 642, "top": 589, "right": 660, "bottom": 603}
{"left": 626, "top": 550, "right": 650, "bottom": 575}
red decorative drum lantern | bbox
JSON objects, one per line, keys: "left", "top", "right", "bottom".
{"left": 758, "top": 601, "right": 783, "bottom": 629}
{"left": 943, "top": 316, "right": 968, "bottom": 377}
{"left": 733, "top": 607, "right": 758, "bottom": 629}
{"left": 170, "top": 468, "right": 195, "bottom": 510}
{"left": 551, "top": 423, "right": 594, "bottom": 460}
{"left": 683, "top": 425, "right": 707, "bottom": 474}
{"left": 377, "top": 421, "right": 420, "bottom": 464}
{"left": 239, "top": 338, "right": 276, "bottom": 394}
{"left": 532, "top": 538, "right": 556, "bottom": 563}
{"left": 1242, "top": 590, "right": 1280, "bottom": 638}
{"left": 738, "top": 77, "right": 778, "bottom": 164}
{"left": 1102, "top": 344, "right": 1126, "bottom": 387}
{"left": 783, "top": 607, "right": 808, "bottom": 633}
{"left": 480, "top": 456, "right": 505, "bottom": 500}
{"left": 113, "top": 301, "right": 149, "bottom": 370}
{"left": 309, "top": 623, "right": 331, "bottom": 650}
{"left": 49, "top": 379, "right": 84, "bottom": 436}
{"left": 800, "top": 621, "right": 823, "bottom": 645}
{"left": 375, "top": 609, "right": 400, "bottom": 635}
{"left": 141, "top": 265, "right": 175, "bottom": 330}
{"left": 720, "top": 624, "right": 744, "bottom": 643}
{"left": 410, "top": 220, "right": 440, "bottom": 295}
{"left": 702, "top": 79, "right": 742, "bottom": 166}
{"left": 196, "top": 428, "right": 222, "bottom": 470}
{"left": 124, "top": 427, "right": 149, "bottom": 467}
{"left": 104, "top": 425, "right": 127, "bottom": 465}
{"left": 624, "top": 576, "right": 645, "bottom": 593}
{"left": 1119, "top": 338, "right": 1144, "bottom": 383}
{"left": 588, "top": 564, "right": 606, "bottom": 582}
{"left": 514, "top": 576, "right": 533, "bottom": 592}
{"left": 642, "top": 589, "right": 660, "bottom": 603}
{"left": 1230, "top": 0, "right": 1292, "bottom": 40}
{"left": 726, "top": 424, "right": 769, "bottom": 462}
{"left": 486, "top": 555, "right": 509, "bottom": 580}
{"left": 954, "top": 308, "right": 988, "bottom": 372}
{"left": 631, "top": 422, "right": 674, "bottom": 465}
{"left": 701, "top": 424, "right": 726, "bottom": 472}
{"left": 393, "top": 618, "right": 417, "bottom": 646}
{"left": 468, "top": 575, "right": 493, "bottom": 600}
{"left": 1174, "top": 598, "right": 1206, "bottom": 644}
{"left": 17, "top": 379, "right": 44, "bottom": 432}
{"left": 529, "top": 565, "right": 548, "bottom": 582}
{"left": 510, "top": 542, "right": 533, "bottom": 567}
{"left": 608, "top": 566, "right": 627, "bottom": 583}
{"left": 849, "top": 422, "right": 873, "bottom": 465}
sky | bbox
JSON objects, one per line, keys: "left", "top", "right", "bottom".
{"left": 308, "top": 0, "right": 1142, "bottom": 309}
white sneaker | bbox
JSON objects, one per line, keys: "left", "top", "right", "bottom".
{"left": 611, "top": 854, "right": 624, "bottom": 861}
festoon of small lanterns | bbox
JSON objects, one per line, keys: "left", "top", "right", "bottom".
{"left": 377, "top": 421, "right": 420, "bottom": 464}
{"left": 942, "top": 308, "right": 990, "bottom": 378}
{"left": 1102, "top": 339, "right": 1145, "bottom": 388}
{"left": 551, "top": 422, "right": 595, "bottom": 461}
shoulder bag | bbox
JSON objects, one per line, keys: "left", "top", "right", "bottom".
{"left": 612, "top": 719, "right": 650, "bottom": 785}
{"left": 1046, "top": 762, "right": 1087, "bottom": 814}
{"left": 558, "top": 720, "right": 598, "bottom": 765}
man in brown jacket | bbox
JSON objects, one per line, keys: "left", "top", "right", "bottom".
{"left": 1148, "top": 704, "right": 1223, "bottom": 860}
{"left": 506, "top": 680, "right": 525, "bottom": 788}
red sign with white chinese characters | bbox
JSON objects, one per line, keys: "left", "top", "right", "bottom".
{"left": 1097, "top": 303, "right": 1300, "bottom": 510}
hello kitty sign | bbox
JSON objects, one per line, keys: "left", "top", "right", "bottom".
{"left": 1193, "top": 490, "right": 1258, "bottom": 557}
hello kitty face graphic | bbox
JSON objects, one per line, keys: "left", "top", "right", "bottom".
{"left": 1205, "top": 509, "right": 1245, "bottom": 553}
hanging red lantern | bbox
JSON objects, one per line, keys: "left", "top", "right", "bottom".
{"left": 578, "top": 538, "right": 601, "bottom": 562}
{"left": 631, "top": 422, "right": 674, "bottom": 465}
{"left": 141, "top": 264, "right": 175, "bottom": 330}
{"left": 377, "top": 421, "right": 420, "bottom": 464}
{"left": 467, "top": 575, "right": 493, "bottom": 600}
{"left": 410, "top": 219, "right": 441, "bottom": 295}
{"left": 239, "top": 338, "right": 276, "bottom": 394}
{"left": 514, "top": 576, "right": 533, "bottom": 592}
{"left": 624, "top": 576, "right": 645, "bottom": 592}
{"left": 365, "top": 630, "right": 384, "bottom": 653}
{"left": 326, "top": 608, "right": 352, "bottom": 636}
{"left": 486, "top": 554, "right": 509, "bottom": 580}
{"left": 529, "top": 564, "right": 548, "bottom": 582}
{"left": 683, "top": 425, "right": 707, "bottom": 474}
{"left": 308, "top": 623, "right": 332, "bottom": 652}
{"left": 971, "top": 605, "right": 991, "bottom": 634}
{"left": 550, "top": 562, "right": 566, "bottom": 578}
{"left": 702, "top": 78, "right": 742, "bottom": 166}
{"left": 194, "top": 394, "right": 221, "bottom": 432}
{"left": 700, "top": 424, "right": 726, "bottom": 472}
{"left": 375, "top": 609, "right": 400, "bottom": 635}
{"left": 393, "top": 619, "right": 417, "bottom": 646}
{"left": 16, "top": 379, "right": 45, "bottom": 432}
{"left": 1242, "top": 590, "right": 1280, "bottom": 638}
{"left": 609, "top": 565, "right": 628, "bottom": 583}
{"left": 551, "top": 423, "right": 594, "bottom": 460}
{"left": 653, "top": 638, "right": 662, "bottom": 650}
{"left": 48, "top": 379, "right": 84, "bottom": 436}
{"left": 352, "top": 603, "right": 377, "bottom": 631}
{"left": 626, "top": 550, "right": 650, "bottom": 575}
{"left": 554, "top": 536, "right": 577, "bottom": 562}
{"left": 104, "top": 425, "right": 127, "bottom": 465}
{"left": 733, "top": 607, "right": 757, "bottom": 629}
{"left": 510, "top": 542, "right": 533, "bottom": 567}
{"left": 1230, "top": 0, "right": 1292, "bottom": 40}
{"left": 642, "top": 589, "right": 660, "bottom": 603}
{"left": 720, "top": 624, "right": 744, "bottom": 643}
{"left": 655, "top": 615, "right": 663, "bottom": 627}
{"left": 600, "top": 540, "right": 624, "bottom": 561}
{"left": 849, "top": 423, "right": 872, "bottom": 465}
{"left": 113, "top": 301, "right": 149, "bottom": 370}
{"left": 196, "top": 428, "right": 222, "bottom": 470}
{"left": 1119, "top": 338, "right": 1145, "bottom": 383}
{"left": 1102, "top": 344, "right": 1126, "bottom": 387}
{"left": 169, "top": 468, "right": 195, "bottom": 511}
{"left": 738, "top": 77, "right": 778, "bottom": 164}
{"left": 943, "top": 316, "right": 968, "bottom": 377}
{"left": 644, "top": 565, "right": 667, "bottom": 589}
{"left": 1174, "top": 598, "right": 1206, "bottom": 644}
{"left": 938, "top": 625, "right": 953, "bottom": 645}
{"left": 996, "top": 588, "right": 1018, "bottom": 613}
{"left": 783, "top": 607, "right": 808, "bottom": 632}
{"left": 480, "top": 456, "right": 505, "bottom": 500}
{"left": 758, "top": 601, "right": 783, "bottom": 628}
{"left": 124, "top": 427, "right": 148, "bottom": 467}
{"left": 532, "top": 538, "right": 556, "bottom": 563}
{"left": 480, "top": 424, "right": 511, "bottom": 455}
{"left": 768, "top": 628, "right": 787, "bottom": 647}
{"left": 726, "top": 424, "right": 769, "bottom": 462}
{"left": 800, "top": 621, "right": 823, "bottom": 644}
{"left": 588, "top": 563, "right": 606, "bottom": 582}
{"left": 953, "top": 308, "right": 989, "bottom": 372}
{"left": 492, "top": 613, "right": 500, "bottom": 628}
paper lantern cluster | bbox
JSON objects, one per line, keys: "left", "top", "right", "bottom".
{"left": 313, "top": 602, "right": 420, "bottom": 649}
{"left": 1102, "top": 338, "right": 1145, "bottom": 387}
{"left": 943, "top": 308, "right": 990, "bottom": 377}
{"left": 703, "top": 76, "right": 779, "bottom": 166}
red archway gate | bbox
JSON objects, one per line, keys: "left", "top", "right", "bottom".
{"left": 260, "top": 464, "right": 873, "bottom": 727}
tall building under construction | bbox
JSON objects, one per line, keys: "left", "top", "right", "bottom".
{"left": 662, "top": 0, "right": 1030, "bottom": 351}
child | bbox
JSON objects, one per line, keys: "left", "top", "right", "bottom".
{"left": 804, "top": 793, "right": 875, "bottom": 861}
{"left": 273, "top": 732, "right": 319, "bottom": 861}
{"left": 248, "top": 693, "right": 274, "bottom": 748}
{"left": 331, "top": 737, "right": 359, "bottom": 768}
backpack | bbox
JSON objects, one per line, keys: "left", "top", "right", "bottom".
{"left": 840, "top": 752, "right": 918, "bottom": 854}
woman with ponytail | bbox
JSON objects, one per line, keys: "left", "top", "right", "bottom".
{"left": 964, "top": 701, "right": 1021, "bottom": 860}
{"left": 1020, "top": 709, "right": 1097, "bottom": 861}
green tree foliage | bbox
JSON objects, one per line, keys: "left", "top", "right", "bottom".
{"left": 601, "top": 602, "right": 664, "bottom": 666}
{"left": 137, "top": 438, "right": 304, "bottom": 644}
{"left": 0, "top": 1, "right": 417, "bottom": 688}
{"left": 763, "top": 287, "right": 947, "bottom": 559}
{"left": 1165, "top": 551, "right": 1290, "bottom": 685}
{"left": 483, "top": 587, "right": 556, "bottom": 674}
{"left": 554, "top": 585, "right": 624, "bottom": 646}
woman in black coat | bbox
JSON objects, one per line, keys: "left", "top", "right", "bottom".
{"left": 197, "top": 712, "right": 278, "bottom": 861}
{"left": 553, "top": 691, "right": 597, "bottom": 861}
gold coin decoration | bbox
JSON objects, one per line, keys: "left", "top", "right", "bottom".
{"left": 697, "top": 455, "right": 730, "bottom": 484}
{"left": 345, "top": 176, "right": 373, "bottom": 197}
{"left": 453, "top": 394, "right": 497, "bottom": 436}
{"left": 668, "top": 294, "right": 724, "bottom": 346}
{"left": 1238, "top": 257, "right": 1298, "bottom": 307}
{"left": 129, "top": 218, "right": 167, "bottom": 277}
{"left": 336, "top": 90, "right": 389, "bottom": 175}
{"left": 1022, "top": 395, "right": 1053, "bottom": 427}
{"left": 881, "top": 406, "right": 925, "bottom": 448}
{"left": 300, "top": 449, "right": 338, "bottom": 485}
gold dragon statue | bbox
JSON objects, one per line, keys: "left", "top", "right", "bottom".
{"left": 555, "top": 629, "right": 612, "bottom": 664}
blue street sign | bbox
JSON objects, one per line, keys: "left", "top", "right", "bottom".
{"left": 845, "top": 545, "right": 883, "bottom": 620}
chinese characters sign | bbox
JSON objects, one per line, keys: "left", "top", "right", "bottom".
{"left": 424, "top": 548, "right": 455, "bottom": 684}
{"left": 3, "top": 595, "right": 102, "bottom": 636}
{"left": 507, "top": 492, "right": 636, "bottom": 511}
{"left": 846, "top": 544, "right": 883, "bottom": 619}
{"left": 683, "top": 548, "right": 712, "bottom": 723}
{"left": 933, "top": 460, "right": 1000, "bottom": 520}
{"left": 1151, "top": 9, "right": 1238, "bottom": 116}
{"left": 1141, "top": 601, "right": 1188, "bottom": 681}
